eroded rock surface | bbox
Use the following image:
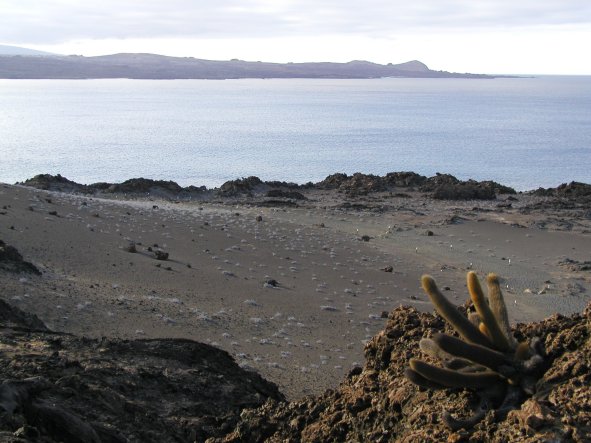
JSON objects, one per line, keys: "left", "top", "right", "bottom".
{"left": 0, "top": 240, "right": 40, "bottom": 275}
{"left": 0, "top": 302, "right": 284, "bottom": 442}
{"left": 213, "top": 305, "right": 591, "bottom": 442}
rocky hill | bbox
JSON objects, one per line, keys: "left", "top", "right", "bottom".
{"left": 0, "top": 53, "right": 495, "bottom": 79}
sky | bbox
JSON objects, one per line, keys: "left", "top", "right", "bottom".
{"left": 1, "top": 1, "right": 590, "bottom": 74}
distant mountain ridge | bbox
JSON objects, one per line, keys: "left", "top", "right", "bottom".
{"left": 0, "top": 44, "right": 57, "bottom": 56}
{"left": 0, "top": 51, "right": 493, "bottom": 79}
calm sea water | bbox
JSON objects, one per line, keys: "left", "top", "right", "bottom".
{"left": 1, "top": 77, "right": 590, "bottom": 191}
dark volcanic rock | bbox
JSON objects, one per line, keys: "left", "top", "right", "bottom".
{"left": 0, "top": 299, "right": 48, "bottom": 330}
{"left": 384, "top": 171, "right": 427, "bottom": 188}
{"left": 317, "top": 173, "right": 349, "bottom": 189}
{"left": 154, "top": 249, "right": 169, "bottom": 260}
{"left": 432, "top": 181, "right": 497, "bottom": 200}
{"left": 533, "top": 181, "right": 591, "bottom": 198}
{"left": 218, "top": 177, "right": 263, "bottom": 196}
{"left": 19, "top": 174, "right": 209, "bottom": 199}
{"left": 420, "top": 174, "right": 515, "bottom": 200}
{"left": 315, "top": 172, "right": 514, "bottom": 199}
{"left": 0, "top": 302, "right": 284, "bottom": 442}
{"left": 214, "top": 304, "right": 591, "bottom": 443}
{"left": 419, "top": 173, "right": 460, "bottom": 192}
{"left": 525, "top": 181, "right": 591, "bottom": 213}
{"left": 531, "top": 182, "right": 591, "bottom": 212}
{"left": 263, "top": 180, "right": 302, "bottom": 189}
{"left": 342, "top": 173, "right": 386, "bottom": 194}
{"left": 265, "top": 189, "right": 307, "bottom": 200}
{"left": 478, "top": 180, "right": 516, "bottom": 195}
{"left": 100, "top": 177, "right": 183, "bottom": 195}
{"left": 317, "top": 173, "right": 386, "bottom": 194}
{"left": 0, "top": 240, "right": 41, "bottom": 275}
{"left": 18, "top": 174, "right": 88, "bottom": 193}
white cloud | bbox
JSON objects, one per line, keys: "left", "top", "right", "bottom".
{"left": 2, "top": 1, "right": 591, "bottom": 73}
{"left": 2, "top": 0, "right": 591, "bottom": 43}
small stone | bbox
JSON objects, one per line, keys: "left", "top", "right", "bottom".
{"left": 264, "top": 278, "right": 279, "bottom": 287}
{"left": 154, "top": 250, "right": 169, "bottom": 260}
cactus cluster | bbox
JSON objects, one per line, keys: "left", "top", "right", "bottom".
{"left": 405, "top": 271, "right": 545, "bottom": 430}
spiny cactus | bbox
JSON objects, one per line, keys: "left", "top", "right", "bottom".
{"left": 405, "top": 271, "right": 545, "bottom": 430}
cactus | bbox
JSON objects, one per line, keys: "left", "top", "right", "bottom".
{"left": 405, "top": 272, "right": 545, "bottom": 431}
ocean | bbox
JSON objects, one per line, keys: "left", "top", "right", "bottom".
{"left": 1, "top": 76, "right": 590, "bottom": 191}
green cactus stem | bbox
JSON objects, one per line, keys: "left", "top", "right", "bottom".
{"left": 467, "top": 271, "right": 511, "bottom": 352}
{"left": 486, "top": 273, "right": 516, "bottom": 347}
{"left": 409, "top": 359, "right": 505, "bottom": 389}
{"left": 421, "top": 275, "right": 493, "bottom": 348}
{"left": 405, "top": 272, "right": 546, "bottom": 430}
{"left": 432, "top": 333, "right": 508, "bottom": 371}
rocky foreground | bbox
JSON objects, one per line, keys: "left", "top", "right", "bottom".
{"left": 1, "top": 173, "right": 590, "bottom": 441}
{"left": 0, "top": 300, "right": 284, "bottom": 442}
{"left": 1, "top": 285, "right": 590, "bottom": 442}
{"left": 211, "top": 304, "right": 591, "bottom": 442}
{"left": 1, "top": 238, "right": 590, "bottom": 441}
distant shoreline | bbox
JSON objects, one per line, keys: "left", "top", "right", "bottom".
{"left": 13, "top": 172, "right": 591, "bottom": 199}
{"left": 0, "top": 53, "right": 499, "bottom": 80}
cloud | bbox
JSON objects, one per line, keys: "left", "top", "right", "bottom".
{"left": 2, "top": 0, "right": 591, "bottom": 44}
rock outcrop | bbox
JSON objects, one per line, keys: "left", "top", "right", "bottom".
{"left": 421, "top": 174, "right": 516, "bottom": 200}
{"left": 19, "top": 174, "right": 88, "bottom": 193}
{"left": 0, "top": 240, "right": 41, "bottom": 275}
{"left": 18, "top": 172, "right": 525, "bottom": 202}
{"left": 0, "top": 302, "right": 284, "bottom": 442}
{"left": 213, "top": 304, "right": 591, "bottom": 442}
{"left": 218, "top": 177, "right": 264, "bottom": 196}
{"left": 18, "top": 175, "right": 207, "bottom": 199}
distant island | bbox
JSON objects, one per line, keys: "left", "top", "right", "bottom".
{"left": 0, "top": 44, "right": 56, "bottom": 57}
{"left": 0, "top": 46, "right": 494, "bottom": 79}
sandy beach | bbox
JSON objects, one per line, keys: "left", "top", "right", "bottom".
{"left": 1, "top": 176, "right": 590, "bottom": 400}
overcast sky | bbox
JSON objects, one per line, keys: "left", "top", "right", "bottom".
{"left": 2, "top": 1, "right": 590, "bottom": 74}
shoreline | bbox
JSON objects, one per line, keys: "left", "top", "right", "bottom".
{"left": 1, "top": 174, "right": 591, "bottom": 400}
{"left": 16, "top": 170, "right": 591, "bottom": 197}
